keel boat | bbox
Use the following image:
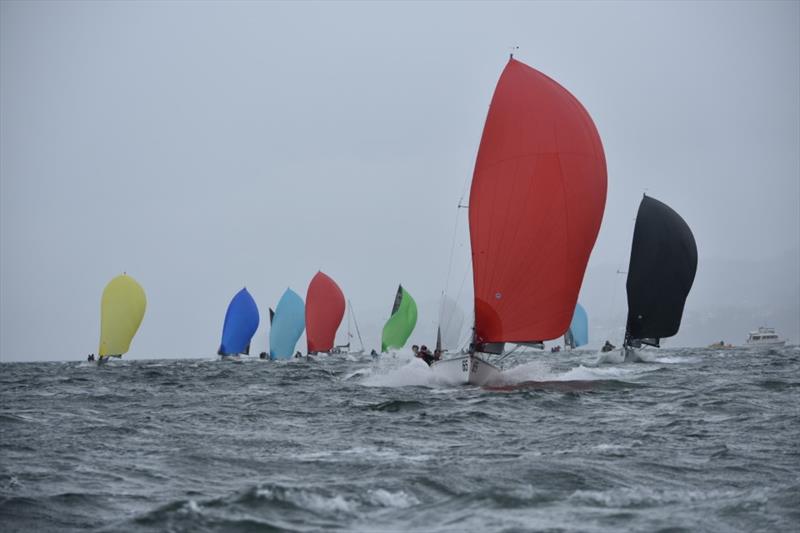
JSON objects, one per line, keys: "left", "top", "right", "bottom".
{"left": 431, "top": 56, "right": 607, "bottom": 385}
{"left": 381, "top": 285, "right": 417, "bottom": 353}
{"left": 269, "top": 288, "right": 305, "bottom": 360}
{"left": 305, "top": 271, "right": 345, "bottom": 355}
{"left": 218, "top": 288, "right": 260, "bottom": 361}
{"left": 622, "top": 196, "right": 697, "bottom": 361}
{"left": 97, "top": 274, "right": 146, "bottom": 364}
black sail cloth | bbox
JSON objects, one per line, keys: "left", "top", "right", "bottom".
{"left": 625, "top": 195, "right": 698, "bottom": 346}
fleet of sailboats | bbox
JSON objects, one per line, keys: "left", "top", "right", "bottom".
{"left": 90, "top": 56, "right": 700, "bottom": 379}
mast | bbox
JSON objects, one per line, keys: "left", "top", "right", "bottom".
{"left": 348, "top": 300, "right": 365, "bottom": 352}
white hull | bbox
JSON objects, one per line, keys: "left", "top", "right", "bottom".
{"left": 430, "top": 354, "right": 504, "bottom": 386}
{"left": 623, "top": 346, "right": 657, "bottom": 363}
{"left": 745, "top": 339, "right": 786, "bottom": 347}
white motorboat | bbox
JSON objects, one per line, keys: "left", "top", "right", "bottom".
{"left": 745, "top": 327, "right": 785, "bottom": 347}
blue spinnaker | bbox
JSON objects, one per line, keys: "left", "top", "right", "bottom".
{"left": 270, "top": 288, "right": 305, "bottom": 360}
{"left": 219, "top": 288, "right": 260, "bottom": 355}
{"left": 567, "top": 303, "right": 588, "bottom": 348}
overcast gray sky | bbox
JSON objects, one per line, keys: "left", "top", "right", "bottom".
{"left": 2, "top": 1, "right": 798, "bottom": 361}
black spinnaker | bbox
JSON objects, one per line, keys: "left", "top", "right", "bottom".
{"left": 625, "top": 195, "right": 697, "bottom": 347}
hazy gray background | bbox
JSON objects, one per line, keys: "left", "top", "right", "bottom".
{"left": 2, "top": 1, "right": 798, "bottom": 361}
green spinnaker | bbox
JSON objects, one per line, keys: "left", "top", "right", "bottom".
{"left": 381, "top": 285, "right": 418, "bottom": 352}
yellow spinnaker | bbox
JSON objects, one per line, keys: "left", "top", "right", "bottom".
{"left": 98, "top": 274, "right": 146, "bottom": 357}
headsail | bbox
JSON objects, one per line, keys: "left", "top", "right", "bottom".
{"left": 381, "top": 285, "right": 418, "bottom": 352}
{"left": 218, "top": 288, "right": 260, "bottom": 356}
{"left": 469, "top": 58, "right": 606, "bottom": 349}
{"left": 625, "top": 195, "right": 697, "bottom": 346}
{"left": 269, "top": 288, "right": 305, "bottom": 359}
{"left": 438, "top": 295, "right": 465, "bottom": 352}
{"left": 305, "top": 271, "right": 346, "bottom": 353}
{"left": 98, "top": 274, "right": 146, "bottom": 357}
{"left": 564, "top": 303, "right": 588, "bottom": 349}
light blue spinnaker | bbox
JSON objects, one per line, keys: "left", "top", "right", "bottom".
{"left": 219, "top": 288, "right": 260, "bottom": 355}
{"left": 565, "top": 303, "right": 588, "bottom": 349}
{"left": 269, "top": 288, "right": 305, "bottom": 360}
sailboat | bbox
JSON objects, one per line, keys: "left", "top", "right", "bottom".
{"left": 305, "top": 271, "right": 345, "bottom": 355}
{"left": 564, "top": 303, "right": 588, "bottom": 350}
{"left": 431, "top": 56, "right": 607, "bottom": 385}
{"left": 333, "top": 300, "right": 366, "bottom": 355}
{"left": 269, "top": 288, "right": 305, "bottom": 360}
{"left": 218, "top": 288, "right": 260, "bottom": 361}
{"left": 622, "top": 195, "right": 697, "bottom": 361}
{"left": 97, "top": 274, "right": 146, "bottom": 364}
{"left": 381, "top": 285, "right": 418, "bottom": 352}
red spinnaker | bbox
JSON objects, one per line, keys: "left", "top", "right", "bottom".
{"left": 305, "top": 271, "right": 346, "bottom": 353}
{"left": 469, "top": 59, "right": 607, "bottom": 344}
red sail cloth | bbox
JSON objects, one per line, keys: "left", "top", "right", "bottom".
{"left": 469, "top": 59, "right": 607, "bottom": 343}
{"left": 305, "top": 271, "right": 346, "bottom": 352}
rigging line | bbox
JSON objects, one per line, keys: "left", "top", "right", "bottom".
{"left": 441, "top": 188, "right": 469, "bottom": 303}
{"left": 495, "top": 344, "right": 522, "bottom": 365}
{"left": 451, "top": 260, "right": 471, "bottom": 325}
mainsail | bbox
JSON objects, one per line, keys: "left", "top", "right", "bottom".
{"left": 98, "top": 274, "right": 146, "bottom": 357}
{"left": 305, "top": 271, "right": 345, "bottom": 353}
{"left": 381, "top": 285, "right": 418, "bottom": 352}
{"left": 625, "top": 195, "right": 697, "bottom": 346}
{"left": 218, "top": 288, "right": 260, "bottom": 356}
{"left": 469, "top": 58, "right": 607, "bottom": 350}
{"left": 564, "top": 303, "right": 588, "bottom": 349}
{"left": 269, "top": 288, "right": 305, "bottom": 359}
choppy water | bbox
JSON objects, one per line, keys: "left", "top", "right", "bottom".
{"left": 1, "top": 346, "right": 798, "bottom": 532}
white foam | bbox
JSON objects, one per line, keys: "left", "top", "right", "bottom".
{"left": 499, "top": 361, "right": 649, "bottom": 383}
{"left": 366, "top": 489, "right": 419, "bottom": 508}
{"left": 595, "top": 350, "right": 624, "bottom": 365}
{"left": 256, "top": 486, "right": 420, "bottom": 514}
{"left": 295, "top": 492, "right": 356, "bottom": 514}
{"left": 359, "top": 358, "right": 438, "bottom": 388}
{"left": 569, "top": 486, "right": 768, "bottom": 507}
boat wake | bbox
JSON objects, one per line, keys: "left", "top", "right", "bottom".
{"left": 497, "top": 360, "right": 651, "bottom": 387}
{"left": 351, "top": 353, "right": 653, "bottom": 390}
{"left": 357, "top": 356, "right": 449, "bottom": 388}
